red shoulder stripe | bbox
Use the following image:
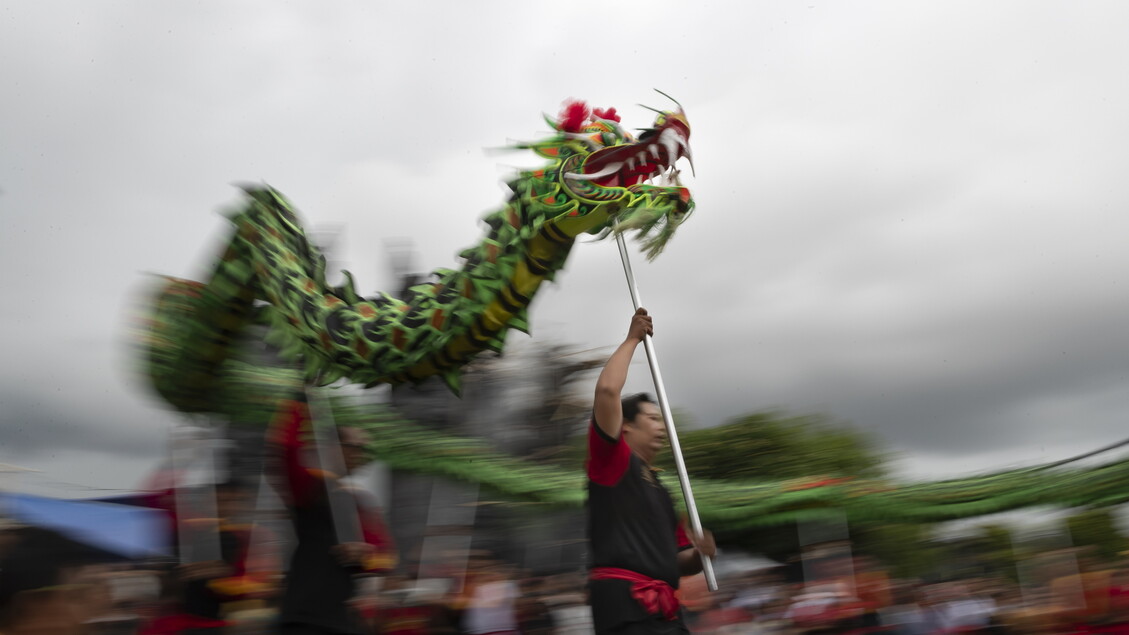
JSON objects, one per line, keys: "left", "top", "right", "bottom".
{"left": 586, "top": 419, "right": 631, "bottom": 486}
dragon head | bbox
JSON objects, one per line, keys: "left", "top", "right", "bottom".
{"left": 520, "top": 93, "right": 696, "bottom": 259}
{"left": 559, "top": 100, "right": 693, "bottom": 189}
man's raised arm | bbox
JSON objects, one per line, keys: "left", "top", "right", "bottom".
{"left": 593, "top": 308, "right": 652, "bottom": 439}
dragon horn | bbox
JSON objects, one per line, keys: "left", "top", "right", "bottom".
{"left": 637, "top": 104, "right": 664, "bottom": 115}
{"left": 653, "top": 89, "right": 682, "bottom": 110}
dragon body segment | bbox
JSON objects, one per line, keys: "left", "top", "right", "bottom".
{"left": 145, "top": 101, "right": 694, "bottom": 413}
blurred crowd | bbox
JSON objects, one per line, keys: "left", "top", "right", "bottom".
{"left": 681, "top": 551, "right": 1129, "bottom": 634}
{"left": 3, "top": 519, "right": 1129, "bottom": 634}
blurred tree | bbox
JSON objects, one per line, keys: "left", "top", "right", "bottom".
{"left": 917, "top": 523, "right": 1019, "bottom": 582}
{"left": 552, "top": 408, "right": 886, "bottom": 483}
{"left": 659, "top": 410, "right": 887, "bottom": 481}
{"left": 978, "top": 523, "right": 1019, "bottom": 581}
{"left": 1065, "top": 507, "right": 1128, "bottom": 561}
{"left": 668, "top": 407, "right": 700, "bottom": 431}
{"left": 852, "top": 523, "right": 942, "bottom": 580}
{"left": 639, "top": 410, "right": 891, "bottom": 565}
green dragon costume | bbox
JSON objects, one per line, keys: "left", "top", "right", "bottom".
{"left": 140, "top": 96, "right": 1129, "bottom": 531}
{"left": 144, "top": 99, "right": 693, "bottom": 413}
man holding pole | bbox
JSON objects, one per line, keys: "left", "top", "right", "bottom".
{"left": 587, "top": 308, "right": 716, "bottom": 634}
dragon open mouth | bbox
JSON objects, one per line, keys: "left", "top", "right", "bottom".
{"left": 564, "top": 110, "right": 693, "bottom": 189}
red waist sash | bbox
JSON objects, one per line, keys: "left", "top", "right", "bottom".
{"left": 590, "top": 567, "right": 679, "bottom": 620}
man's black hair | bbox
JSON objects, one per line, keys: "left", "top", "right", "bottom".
{"left": 621, "top": 393, "right": 655, "bottom": 424}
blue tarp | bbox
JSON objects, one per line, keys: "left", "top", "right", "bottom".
{"left": 0, "top": 492, "right": 169, "bottom": 560}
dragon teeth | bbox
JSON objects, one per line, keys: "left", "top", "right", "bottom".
{"left": 659, "top": 129, "right": 681, "bottom": 168}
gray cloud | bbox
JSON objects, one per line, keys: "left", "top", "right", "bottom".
{"left": 0, "top": 387, "right": 164, "bottom": 460}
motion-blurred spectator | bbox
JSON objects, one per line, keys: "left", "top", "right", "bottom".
{"left": 0, "top": 526, "right": 112, "bottom": 634}
{"left": 139, "top": 477, "right": 275, "bottom": 633}
{"left": 515, "top": 577, "right": 554, "bottom": 635}
{"left": 460, "top": 559, "right": 519, "bottom": 635}
{"left": 268, "top": 397, "right": 398, "bottom": 635}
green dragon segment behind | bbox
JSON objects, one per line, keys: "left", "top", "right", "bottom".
{"left": 144, "top": 99, "right": 695, "bottom": 413}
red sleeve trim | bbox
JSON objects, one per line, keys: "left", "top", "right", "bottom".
{"left": 676, "top": 520, "right": 693, "bottom": 550}
{"left": 267, "top": 399, "right": 320, "bottom": 506}
{"left": 587, "top": 418, "right": 631, "bottom": 486}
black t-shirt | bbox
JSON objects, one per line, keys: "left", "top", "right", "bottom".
{"left": 586, "top": 420, "right": 691, "bottom": 632}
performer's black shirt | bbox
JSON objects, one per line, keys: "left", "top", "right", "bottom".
{"left": 586, "top": 420, "right": 691, "bottom": 631}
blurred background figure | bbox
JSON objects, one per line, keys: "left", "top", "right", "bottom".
{"left": 139, "top": 476, "right": 275, "bottom": 634}
{"left": 515, "top": 576, "right": 554, "bottom": 635}
{"left": 459, "top": 557, "right": 520, "bottom": 635}
{"left": 267, "top": 396, "right": 397, "bottom": 635}
{"left": 0, "top": 526, "right": 115, "bottom": 634}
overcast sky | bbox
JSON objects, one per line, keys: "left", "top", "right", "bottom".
{"left": 2, "top": 1, "right": 1128, "bottom": 498}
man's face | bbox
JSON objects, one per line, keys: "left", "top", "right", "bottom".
{"left": 339, "top": 427, "right": 371, "bottom": 473}
{"left": 625, "top": 401, "right": 667, "bottom": 457}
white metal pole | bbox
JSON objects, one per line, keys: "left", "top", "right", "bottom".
{"left": 615, "top": 232, "right": 718, "bottom": 591}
